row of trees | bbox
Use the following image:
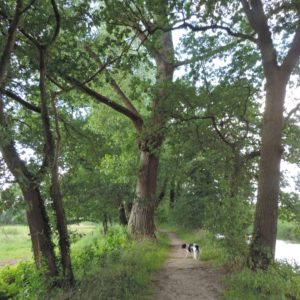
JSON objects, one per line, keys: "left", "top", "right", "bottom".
{"left": 1, "top": 0, "right": 300, "bottom": 285}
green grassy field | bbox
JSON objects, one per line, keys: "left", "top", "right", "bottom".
{"left": 0, "top": 223, "right": 97, "bottom": 266}
{"left": 0, "top": 225, "right": 32, "bottom": 264}
{"left": 0, "top": 225, "right": 168, "bottom": 299}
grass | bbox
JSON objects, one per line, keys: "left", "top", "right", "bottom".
{"left": 45, "top": 226, "right": 168, "bottom": 300}
{"left": 0, "top": 224, "right": 168, "bottom": 300}
{"left": 0, "top": 223, "right": 97, "bottom": 266}
{"left": 223, "top": 263, "right": 300, "bottom": 300}
{"left": 0, "top": 225, "right": 32, "bottom": 262}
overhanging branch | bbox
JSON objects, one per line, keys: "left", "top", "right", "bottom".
{"left": 64, "top": 75, "right": 144, "bottom": 132}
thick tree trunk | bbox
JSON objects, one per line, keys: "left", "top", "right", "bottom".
{"left": 22, "top": 186, "right": 58, "bottom": 277}
{"left": 128, "top": 150, "right": 159, "bottom": 237}
{"left": 249, "top": 77, "right": 286, "bottom": 269}
{"left": 128, "top": 22, "right": 174, "bottom": 237}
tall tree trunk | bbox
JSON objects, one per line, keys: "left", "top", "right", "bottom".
{"left": 128, "top": 16, "right": 174, "bottom": 237}
{"left": 241, "top": 0, "right": 300, "bottom": 270}
{"left": 249, "top": 77, "right": 285, "bottom": 269}
{"left": 22, "top": 186, "right": 58, "bottom": 277}
{"left": 50, "top": 92, "right": 74, "bottom": 285}
{"left": 128, "top": 150, "right": 159, "bottom": 237}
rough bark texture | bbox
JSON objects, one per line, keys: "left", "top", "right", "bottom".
{"left": 0, "top": 127, "right": 58, "bottom": 276}
{"left": 51, "top": 171, "right": 74, "bottom": 284}
{"left": 128, "top": 151, "right": 159, "bottom": 237}
{"left": 127, "top": 12, "right": 175, "bottom": 236}
{"left": 23, "top": 187, "right": 58, "bottom": 276}
{"left": 249, "top": 76, "right": 285, "bottom": 269}
{"left": 242, "top": 0, "right": 300, "bottom": 270}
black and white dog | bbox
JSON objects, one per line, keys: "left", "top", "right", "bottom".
{"left": 182, "top": 243, "right": 200, "bottom": 260}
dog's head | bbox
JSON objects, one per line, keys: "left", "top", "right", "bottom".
{"left": 181, "top": 243, "right": 187, "bottom": 249}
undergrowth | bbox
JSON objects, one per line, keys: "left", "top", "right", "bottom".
{"left": 0, "top": 225, "right": 168, "bottom": 300}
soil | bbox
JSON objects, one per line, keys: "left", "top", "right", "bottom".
{"left": 151, "top": 232, "right": 225, "bottom": 300}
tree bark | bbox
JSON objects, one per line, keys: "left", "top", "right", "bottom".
{"left": 103, "top": 213, "right": 108, "bottom": 234}
{"left": 50, "top": 172, "right": 74, "bottom": 284}
{"left": 249, "top": 76, "right": 285, "bottom": 269}
{"left": 22, "top": 186, "right": 58, "bottom": 276}
{"left": 127, "top": 14, "right": 175, "bottom": 236}
{"left": 241, "top": 0, "right": 300, "bottom": 270}
{"left": 128, "top": 150, "right": 159, "bottom": 237}
{"left": 119, "top": 202, "right": 128, "bottom": 225}
{"left": 0, "top": 103, "right": 58, "bottom": 276}
{"left": 50, "top": 91, "right": 74, "bottom": 285}
{"left": 169, "top": 179, "right": 176, "bottom": 209}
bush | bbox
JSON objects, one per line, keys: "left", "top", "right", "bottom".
{"left": 0, "top": 225, "right": 168, "bottom": 300}
{"left": 49, "top": 226, "right": 167, "bottom": 300}
{"left": 0, "top": 262, "right": 45, "bottom": 299}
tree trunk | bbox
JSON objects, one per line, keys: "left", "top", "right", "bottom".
{"left": 50, "top": 173, "right": 74, "bottom": 285}
{"left": 119, "top": 202, "right": 128, "bottom": 225}
{"left": 22, "top": 186, "right": 58, "bottom": 277}
{"left": 128, "top": 150, "right": 159, "bottom": 237}
{"left": 169, "top": 179, "right": 176, "bottom": 209}
{"left": 103, "top": 213, "right": 108, "bottom": 234}
{"left": 128, "top": 22, "right": 174, "bottom": 237}
{"left": 249, "top": 77, "right": 286, "bottom": 269}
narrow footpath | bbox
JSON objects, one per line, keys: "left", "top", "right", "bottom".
{"left": 151, "top": 232, "right": 225, "bottom": 300}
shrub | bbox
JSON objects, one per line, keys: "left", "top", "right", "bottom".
{"left": 0, "top": 262, "right": 45, "bottom": 299}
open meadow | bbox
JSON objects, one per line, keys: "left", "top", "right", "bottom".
{"left": 0, "top": 223, "right": 97, "bottom": 267}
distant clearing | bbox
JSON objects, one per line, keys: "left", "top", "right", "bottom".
{"left": 0, "top": 223, "right": 97, "bottom": 267}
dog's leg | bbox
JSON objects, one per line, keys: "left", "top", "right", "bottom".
{"left": 193, "top": 250, "right": 198, "bottom": 260}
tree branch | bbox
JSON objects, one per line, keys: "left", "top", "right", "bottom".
{"left": 0, "top": 0, "right": 23, "bottom": 87}
{"left": 85, "top": 46, "right": 141, "bottom": 117}
{"left": 210, "top": 115, "right": 235, "bottom": 148}
{"left": 35, "top": 47, "right": 54, "bottom": 183}
{"left": 48, "top": 0, "right": 60, "bottom": 47}
{"left": 174, "top": 41, "right": 238, "bottom": 68}
{"left": 240, "top": 0, "right": 278, "bottom": 75}
{"left": 284, "top": 102, "right": 300, "bottom": 128}
{"left": 244, "top": 149, "right": 260, "bottom": 160}
{"left": 281, "top": 21, "right": 300, "bottom": 79}
{"left": 64, "top": 75, "right": 144, "bottom": 132}
{"left": 173, "top": 22, "right": 257, "bottom": 43}
{"left": 1, "top": 88, "right": 41, "bottom": 113}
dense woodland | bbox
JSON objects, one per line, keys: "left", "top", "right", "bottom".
{"left": 1, "top": 0, "right": 300, "bottom": 298}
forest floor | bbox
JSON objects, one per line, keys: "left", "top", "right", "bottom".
{"left": 151, "top": 231, "right": 226, "bottom": 300}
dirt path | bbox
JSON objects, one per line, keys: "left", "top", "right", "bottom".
{"left": 151, "top": 232, "right": 225, "bottom": 300}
